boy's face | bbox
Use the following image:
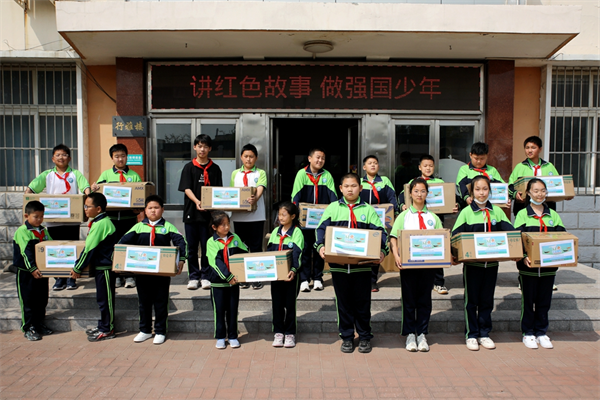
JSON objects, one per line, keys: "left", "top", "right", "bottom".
{"left": 308, "top": 151, "right": 326, "bottom": 172}
{"left": 524, "top": 142, "right": 542, "bottom": 160}
{"left": 339, "top": 177, "right": 361, "bottom": 203}
{"left": 241, "top": 150, "right": 257, "bottom": 170}
{"left": 26, "top": 211, "right": 44, "bottom": 227}
{"left": 84, "top": 197, "right": 102, "bottom": 219}
{"left": 194, "top": 142, "right": 211, "bottom": 160}
{"left": 419, "top": 159, "right": 435, "bottom": 177}
{"left": 145, "top": 201, "right": 164, "bottom": 222}
{"left": 362, "top": 158, "right": 379, "bottom": 176}
{"left": 111, "top": 151, "right": 128, "bottom": 169}
{"left": 52, "top": 150, "right": 71, "bottom": 169}
{"left": 469, "top": 153, "right": 488, "bottom": 169}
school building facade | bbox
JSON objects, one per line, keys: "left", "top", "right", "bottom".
{"left": 0, "top": 0, "right": 598, "bottom": 268}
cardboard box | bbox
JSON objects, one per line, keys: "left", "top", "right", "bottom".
{"left": 513, "top": 175, "right": 575, "bottom": 202}
{"left": 112, "top": 244, "right": 180, "bottom": 277}
{"left": 373, "top": 203, "right": 395, "bottom": 232}
{"left": 324, "top": 226, "right": 382, "bottom": 265}
{"left": 98, "top": 182, "right": 156, "bottom": 210}
{"left": 466, "top": 182, "right": 510, "bottom": 208}
{"left": 451, "top": 231, "right": 523, "bottom": 262}
{"left": 23, "top": 194, "right": 87, "bottom": 223}
{"left": 35, "top": 240, "right": 89, "bottom": 277}
{"left": 398, "top": 229, "right": 452, "bottom": 269}
{"left": 404, "top": 182, "right": 456, "bottom": 214}
{"left": 298, "top": 203, "right": 329, "bottom": 229}
{"left": 521, "top": 232, "right": 579, "bottom": 268}
{"left": 229, "top": 250, "right": 292, "bottom": 283}
{"left": 201, "top": 186, "right": 257, "bottom": 211}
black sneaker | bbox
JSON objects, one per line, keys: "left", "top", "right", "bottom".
{"left": 53, "top": 279, "right": 67, "bottom": 291}
{"left": 358, "top": 340, "right": 372, "bottom": 353}
{"left": 371, "top": 283, "right": 379, "bottom": 292}
{"left": 24, "top": 327, "right": 42, "bottom": 341}
{"left": 87, "top": 330, "right": 116, "bottom": 342}
{"left": 66, "top": 278, "right": 77, "bottom": 290}
{"left": 341, "top": 340, "right": 354, "bottom": 353}
{"left": 37, "top": 324, "right": 53, "bottom": 335}
{"left": 240, "top": 283, "right": 250, "bottom": 289}
{"left": 86, "top": 327, "right": 99, "bottom": 335}
{"left": 252, "top": 282, "right": 264, "bottom": 290}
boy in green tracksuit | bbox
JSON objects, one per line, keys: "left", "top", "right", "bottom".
{"left": 13, "top": 201, "right": 53, "bottom": 341}
{"left": 70, "top": 193, "right": 119, "bottom": 341}
{"left": 291, "top": 148, "right": 338, "bottom": 292}
{"left": 91, "top": 143, "right": 142, "bottom": 288}
{"left": 315, "top": 173, "right": 388, "bottom": 354}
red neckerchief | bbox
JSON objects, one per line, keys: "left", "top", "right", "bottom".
{"left": 147, "top": 224, "right": 156, "bottom": 246}
{"left": 477, "top": 208, "right": 492, "bottom": 232}
{"left": 533, "top": 215, "right": 547, "bottom": 232}
{"left": 347, "top": 203, "right": 358, "bottom": 228}
{"left": 305, "top": 166, "right": 321, "bottom": 203}
{"left": 242, "top": 170, "right": 252, "bottom": 187}
{"left": 417, "top": 211, "right": 427, "bottom": 230}
{"left": 422, "top": 176, "right": 431, "bottom": 181}
{"left": 55, "top": 171, "right": 71, "bottom": 194}
{"left": 88, "top": 219, "right": 93, "bottom": 228}
{"left": 533, "top": 165, "right": 541, "bottom": 176}
{"left": 218, "top": 236, "right": 234, "bottom": 270}
{"left": 473, "top": 168, "right": 490, "bottom": 179}
{"left": 117, "top": 170, "right": 126, "bottom": 182}
{"left": 32, "top": 229, "right": 45, "bottom": 242}
{"left": 193, "top": 159, "right": 213, "bottom": 186}
{"left": 364, "top": 179, "right": 380, "bottom": 204}
{"left": 278, "top": 231, "right": 289, "bottom": 251}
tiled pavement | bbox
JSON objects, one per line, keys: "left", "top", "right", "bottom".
{"left": 1, "top": 330, "right": 599, "bottom": 399}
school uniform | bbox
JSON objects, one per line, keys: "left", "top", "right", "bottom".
{"left": 391, "top": 206, "right": 443, "bottom": 336}
{"left": 315, "top": 198, "right": 389, "bottom": 341}
{"left": 359, "top": 174, "right": 398, "bottom": 284}
{"left": 291, "top": 166, "right": 337, "bottom": 284}
{"left": 73, "top": 213, "right": 118, "bottom": 334}
{"left": 178, "top": 159, "right": 223, "bottom": 282}
{"left": 452, "top": 201, "right": 515, "bottom": 340}
{"left": 118, "top": 218, "right": 187, "bottom": 335}
{"left": 13, "top": 222, "right": 52, "bottom": 332}
{"left": 514, "top": 204, "right": 565, "bottom": 337}
{"left": 207, "top": 232, "right": 248, "bottom": 339}
{"left": 455, "top": 163, "right": 505, "bottom": 207}
{"left": 96, "top": 166, "right": 142, "bottom": 238}
{"left": 508, "top": 158, "right": 560, "bottom": 216}
{"left": 230, "top": 166, "right": 268, "bottom": 253}
{"left": 266, "top": 225, "right": 304, "bottom": 335}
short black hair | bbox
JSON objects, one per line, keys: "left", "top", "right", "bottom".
{"left": 241, "top": 144, "right": 258, "bottom": 157}
{"left": 52, "top": 144, "right": 71, "bottom": 157}
{"left": 87, "top": 192, "right": 107, "bottom": 212}
{"left": 109, "top": 143, "right": 128, "bottom": 157}
{"left": 210, "top": 211, "right": 230, "bottom": 229}
{"left": 363, "top": 155, "right": 378, "bottom": 164}
{"left": 340, "top": 173, "right": 360, "bottom": 185}
{"left": 194, "top": 134, "right": 213, "bottom": 147}
{"left": 409, "top": 177, "right": 429, "bottom": 194}
{"left": 145, "top": 194, "right": 164, "bottom": 208}
{"left": 524, "top": 136, "right": 543, "bottom": 148}
{"left": 309, "top": 148, "right": 326, "bottom": 157}
{"left": 419, "top": 154, "right": 435, "bottom": 163}
{"left": 25, "top": 200, "right": 44, "bottom": 214}
{"left": 470, "top": 142, "right": 489, "bottom": 156}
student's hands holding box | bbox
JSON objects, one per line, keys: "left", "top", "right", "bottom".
{"left": 285, "top": 270, "right": 296, "bottom": 282}
{"left": 32, "top": 269, "right": 43, "bottom": 279}
{"left": 70, "top": 270, "right": 81, "bottom": 279}
{"left": 177, "top": 261, "right": 185, "bottom": 275}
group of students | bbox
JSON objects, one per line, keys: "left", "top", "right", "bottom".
{"left": 14, "top": 134, "right": 568, "bottom": 354}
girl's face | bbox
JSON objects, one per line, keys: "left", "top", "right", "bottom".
{"left": 528, "top": 181, "right": 547, "bottom": 203}
{"left": 410, "top": 183, "right": 428, "bottom": 205}
{"left": 278, "top": 208, "right": 294, "bottom": 227}
{"left": 473, "top": 180, "right": 490, "bottom": 203}
{"left": 213, "top": 219, "right": 230, "bottom": 237}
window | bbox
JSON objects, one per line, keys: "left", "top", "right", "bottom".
{"left": 550, "top": 67, "right": 600, "bottom": 193}
{"left": 0, "top": 64, "right": 78, "bottom": 190}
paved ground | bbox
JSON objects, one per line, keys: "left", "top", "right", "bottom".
{"left": 1, "top": 330, "right": 599, "bottom": 399}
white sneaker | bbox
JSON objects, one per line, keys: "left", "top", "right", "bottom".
{"left": 215, "top": 339, "right": 226, "bottom": 349}
{"left": 478, "top": 337, "right": 496, "bottom": 349}
{"left": 124, "top": 277, "right": 136, "bottom": 288}
{"left": 313, "top": 280, "right": 324, "bottom": 291}
{"left": 433, "top": 285, "right": 448, "bottom": 295}
{"left": 537, "top": 335, "right": 553, "bottom": 349}
{"left": 300, "top": 281, "right": 311, "bottom": 292}
{"left": 133, "top": 332, "right": 153, "bottom": 343}
{"left": 187, "top": 280, "right": 199, "bottom": 290}
{"left": 284, "top": 334, "right": 296, "bottom": 348}
{"left": 523, "top": 335, "right": 538, "bottom": 349}
{"left": 405, "top": 333, "right": 417, "bottom": 352}
{"left": 417, "top": 333, "right": 429, "bottom": 352}
{"left": 466, "top": 338, "right": 479, "bottom": 351}
{"left": 201, "top": 279, "right": 211, "bottom": 290}
{"left": 272, "top": 333, "right": 284, "bottom": 347}
{"left": 229, "top": 338, "right": 240, "bottom": 348}
{"left": 153, "top": 334, "right": 166, "bottom": 345}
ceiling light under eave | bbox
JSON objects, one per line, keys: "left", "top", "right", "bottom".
{"left": 303, "top": 41, "right": 334, "bottom": 54}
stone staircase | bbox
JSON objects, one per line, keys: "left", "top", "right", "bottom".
{"left": 1, "top": 263, "right": 598, "bottom": 335}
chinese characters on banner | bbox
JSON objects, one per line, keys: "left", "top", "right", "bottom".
{"left": 151, "top": 64, "right": 481, "bottom": 111}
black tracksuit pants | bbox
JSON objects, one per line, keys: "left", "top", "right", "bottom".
{"left": 463, "top": 264, "right": 498, "bottom": 339}
{"left": 271, "top": 276, "right": 299, "bottom": 335}
{"left": 519, "top": 273, "right": 555, "bottom": 336}
{"left": 95, "top": 269, "right": 116, "bottom": 333}
{"left": 136, "top": 275, "right": 170, "bottom": 335}
{"left": 300, "top": 229, "right": 324, "bottom": 283}
{"left": 331, "top": 270, "right": 373, "bottom": 341}
{"left": 211, "top": 285, "right": 240, "bottom": 339}
{"left": 400, "top": 268, "right": 436, "bottom": 336}
{"left": 234, "top": 221, "right": 264, "bottom": 253}
{"left": 185, "top": 222, "right": 211, "bottom": 281}
{"left": 16, "top": 269, "right": 49, "bottom": 332}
